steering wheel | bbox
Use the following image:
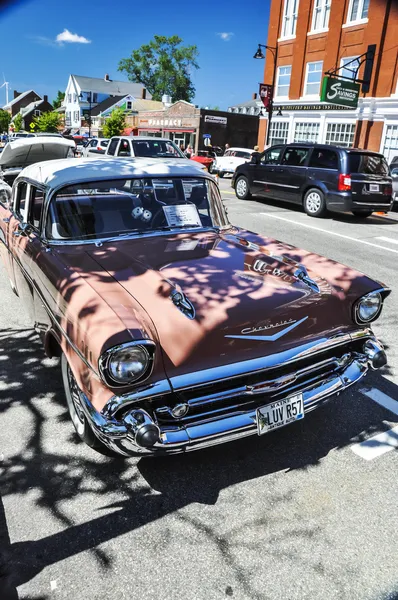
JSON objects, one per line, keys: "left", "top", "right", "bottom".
{"left": 150, "top": 207, "right": 168, "bottom": 228}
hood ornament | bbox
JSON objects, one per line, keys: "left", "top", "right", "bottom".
{"left": 225, "top": 316, "right": 308, "bottom": 341}
{"left": 170, "top": 287, "right": 196, "bottom": 320}
{"left": 294, "top": 265, "right": 320, "bottom": 294}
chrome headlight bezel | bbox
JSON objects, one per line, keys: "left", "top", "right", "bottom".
{"left": 354, "top": 291, "right": 383, "bottom": 324}
{"left": 99, "top": 340, "right": 155, "bottom": 387}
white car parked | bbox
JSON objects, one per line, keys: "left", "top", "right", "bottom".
{"left": 210, "top": 147, "right": 254, "bottom": 177}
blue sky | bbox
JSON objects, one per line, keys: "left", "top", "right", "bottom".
{"left": 0, "top": 0, "right": 270, "bottom": 109}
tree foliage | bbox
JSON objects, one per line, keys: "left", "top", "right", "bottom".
{"left": 102, "top": 107, "right": 126, "bottom": 138}
{"left": 118, "top": 35, "right": 199, "bottom": 103}
{"left": 12, "top": 113, "right": 22, "bottom": 132}
{"left": 52, "top": 90, "right": 65, "bottom": 110}
{"left": 0, "top": 109, "right": 11, "bottom": 133}
{"left": 32, "top": 111, "right": 62, "bottom": 133}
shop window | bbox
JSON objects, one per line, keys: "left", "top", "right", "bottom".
{"left": 346, "top": 0, "right": 369, "bottom": 22}
{"left": 268, "top": 121, "right": 289, "bottom": 146}
{"left": 382, "top": 125, "right": 398, "bottom": 164}
{"left": 281, "top": 0, "right": 299, "bottom": 38}
{"left": 311, "top": 0, "right": 331, "bottom": 31}
{"left": 276, "top": 66, "right": 292, "bottom": 98}
{"left": 325, "top": 123, "right": 355, "bottom": 147}
{"left": 304, "top": 61, "right": 323, "bottom": 97}
{"left": 294, "top": 122, "right": 320, "bottom": 143}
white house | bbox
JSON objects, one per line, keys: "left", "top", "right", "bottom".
{"left": 63, "top": 74, "right": 151, "bottom": 131}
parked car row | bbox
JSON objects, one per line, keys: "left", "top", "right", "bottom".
{"left": 232, "top": 143, "right": 394, "bottom": 218}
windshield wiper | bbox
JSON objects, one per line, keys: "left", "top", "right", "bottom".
{"left": 95, "top": 232, "right": 146, "bottom": 246}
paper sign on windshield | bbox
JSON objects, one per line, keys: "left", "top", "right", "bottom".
{"left": 163, "top": 205, "right": 202, "bottom": 228}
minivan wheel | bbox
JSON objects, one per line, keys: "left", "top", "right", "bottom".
{"left": 61, "top": 354, "right": 115, "bottom": 455}
{"left": 352, "top": 210, "right": 373, "bottom": 218}
{"left": 235, "top": 176, "right": 251, "bottom": 199}
{"left": 303, "top": 188, "right": 327, "bottom": 218}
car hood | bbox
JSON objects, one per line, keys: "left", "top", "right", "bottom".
{"left": 80, "top": 229, "right": 381, "bottom": 380}
{"left": 0, "top": 137, "right": 75, "bottom": 168}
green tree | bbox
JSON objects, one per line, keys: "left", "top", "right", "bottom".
{"left": 102, "top": 107, "right": 126, "bottom": 138}
{"left": 118, "top": 35, "right": 199, "bottom": 103}
{"left": 52, "top": 90, "right": 65, "bottom": 110}
{"left": 0, "top": 109, "right": 11, "bottom": 133}
{"left": 12, "top": 113, "right": 23, "bottom": 132}
{"left": 32, "top": 111, "right": 62, "bottom": 133}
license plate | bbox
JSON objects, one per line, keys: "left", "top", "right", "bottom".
{"left": 256, "top": 393, "right": 304, "bottom": 435}
{"left": 369, "top": 184, "right": 380, "bottom": 192}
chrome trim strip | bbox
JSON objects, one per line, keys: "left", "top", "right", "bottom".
{"left": 351, "top": 179, "right": 391, "bottom": 184}
{"left": 352, "top": 202, "right": 392, "bottom": 207}
{"left": 102, "top": 379, "right": 172, "bottom": 418}
{"left": 169, "top": 329, "right": 372, "bottom": 391}
{"left": 253, "top": 180, "right": 300, "bottom": 189}
{"left": 47, "top": 227, "right": 217, "bottom": 246}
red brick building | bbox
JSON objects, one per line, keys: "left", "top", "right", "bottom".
{"left": 258, "top": 0, "right": 398, "bottom": 162}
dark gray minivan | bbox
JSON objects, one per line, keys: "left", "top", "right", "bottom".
{"left": 232, "top": 143, "right": 393, "bottom": 218}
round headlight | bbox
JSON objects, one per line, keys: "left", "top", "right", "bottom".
{"left": 105, "top": 344, "right": 151, "bottom": 385}
{"left": 356, "top": 292, "right": 382, "bottom": 323}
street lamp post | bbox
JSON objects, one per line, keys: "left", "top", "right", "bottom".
{"left": 253, "top": 44, "right": 278, "bottom": 146}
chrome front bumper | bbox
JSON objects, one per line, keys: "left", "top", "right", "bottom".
{"left": 79, "top": 332, "right": 386, "bottom": 457}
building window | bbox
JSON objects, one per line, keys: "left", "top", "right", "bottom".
{"left": 347, "top": 0, "right": 369, "bottom": 22}
{"left": 294, "top": 122, "right": 320, "bottom": 142}
{"left": 304, "top": 61, "right": 323, "bottom": 97}
{"left": 276, "top": 66, "right": 292, "bottom": 98}
{"left": 126, "top": 101, "right": 132, "bottom": 110}
{"left": 340, "top": 56, "right": 361, "bottom": 80}
{"left": 311, "top": 0, "right": 331, "bottom": 31}
{"left": 382, "top": 125, "right": 398, "bottom": 163}
{"left": 74, "top": 111, "right": 80, "bottom": 122}
{"left": 73, "top": 94, "right": 77, "bottom": 103}
{"left": 34, "top": 110, "right": 41, "bottom": 116}
{"left": 325, "top": 122, "right": 356, "bottom": 147}
{"left": 281, "top": 0, "right": 299, "bottom": 38}
{"left": 268, "top": 121, "right": 289, "bottom": 146}
{"left": 68, "top": 94, "right": 71, "bottom": 103}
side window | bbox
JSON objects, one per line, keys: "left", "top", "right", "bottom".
{"left": 261, "top": 147, "right": 283, "bottom": 164}
{"left": 309, "top": 149, "right": 339, "bottom": 170}
{"left": 29, "top": 186, "right": 44, "bottom": 231}
{"left": 15, "top": 182, "right": 28, "bottom": 220}
{"left": 117, "top": 140, "right": 131, "bottom": 157}
{"left": 281, "top": 147, "right": 310, "bottom": 166}
{"left": 107, "top": 138, "right": 119, "bottom": 156}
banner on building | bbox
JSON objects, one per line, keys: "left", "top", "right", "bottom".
{"left": 259, "top": 84, "right": 273, "bottom": 111}
{"left": 320, "top": 76, "right": 360, "bottom": 109}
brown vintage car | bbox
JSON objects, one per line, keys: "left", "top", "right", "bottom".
{"left": 0, "top": 158, "right": 390, "bottom": 457}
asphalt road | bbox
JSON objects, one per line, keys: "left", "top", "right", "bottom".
{"left": 0, "top": 180, "right": 398, "bottom": 600}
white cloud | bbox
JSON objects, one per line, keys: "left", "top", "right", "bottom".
{"left": 217, "top": 32, "right": 234, "bottom": 41}
{"left": 56, "top": 29, "right": 91, "bottom": 44}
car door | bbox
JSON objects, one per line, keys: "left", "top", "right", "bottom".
{"left": 106, "top": 138, "right": 119, "bottom": 156}
{"left": 251, "top": 146, "right": 284, "bottom": 198}
{"left": 275, "top": 146, "right": 311, "bottom": 203}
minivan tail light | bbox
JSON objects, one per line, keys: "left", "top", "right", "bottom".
{"left": 338, "top": 174, "right": 351, "bottom": 191}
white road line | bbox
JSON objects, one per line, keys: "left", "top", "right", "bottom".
{"left": 377, "top": 236, "right": 398, "bottom": 245}
{"left": 259, "top": 212, "right": 398, "bottom": 255}
{"left": 351, "top": 426, "right": 398, "bottom": 460}
{"left": 351, "top": 388, "right": 398, "bottom": 460}
{"left": 361, "top": 387, "right": 398, "bottom": 416}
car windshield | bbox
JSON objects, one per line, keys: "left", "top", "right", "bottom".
{"left": 131, "top": 139, "right": 185, "bottom": 158}
{"left": 348, "top": 153, "right": 389, "bottom": 176}
{"left": 47, "top": 176, "right": 228, "bottom": 241}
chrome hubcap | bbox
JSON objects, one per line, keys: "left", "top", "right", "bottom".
{"left": 306, "top": 192, "right": 321, "bottom": 213}
{"left": 67, "top": 364, "right": 85, "bottom": 425}
{"left": 236, "top": 179, "right": 247, "bottom": 197}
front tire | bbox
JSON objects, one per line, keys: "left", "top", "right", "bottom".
{"left": 235, "top": 176, "right": 251, "bottom": 199}
{"left": 61, "top": 354, "right": 112, "bottom": 454}
{"left": 352, "top": 210, "right": 373, "bottom": 218}
{"left": 303, "top": 188, "right": 327, "bottom": 218}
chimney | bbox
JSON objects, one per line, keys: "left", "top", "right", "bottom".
{"left": 104, "top": 73, "right": 110, "bottom": 81}
{"left": 141, "top": 87, "right": 147, "bottom": 100}
{"left": 14, "top": 90, "right": 20, "bottom": 99}
{"left": 43, "top": 95, "right": 48, "bottom": 103}
{"left": 252, "top": 93, "right": 257, "bottom": 100}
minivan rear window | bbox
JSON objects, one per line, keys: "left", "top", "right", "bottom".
{"left": 348, "top": 153, "right": 389, "bottom": 176}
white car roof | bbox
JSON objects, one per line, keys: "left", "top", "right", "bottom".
{"left": 0, "top": 137, "right": 75, "bottom": 168}
{"left": 225, "top": 147, "right": 254, "bottom": 153}
{"left": 17, "top": 157, "right": 210, "bottom": 190}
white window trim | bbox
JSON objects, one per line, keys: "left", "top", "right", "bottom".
{"left": 274, "top": 65, "right": 292, "bottom": 100}
{"left": 278, "top": 34, "right": 296, "bottom": 42}
{"left": 280, "top": 0, "right": 299, "bottom": 41}
{"left": 342, "top": 18, "right": 368, "bottom": 27}
{"left": 307, "top": 28, "right": 329, "bottom": 35}
{"left": 302, "top": 61, "right": 323, "bottom": 99}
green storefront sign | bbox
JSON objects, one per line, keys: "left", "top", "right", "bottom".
{"left": 320, "top": 76, "right": 360, "bottom": 109}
